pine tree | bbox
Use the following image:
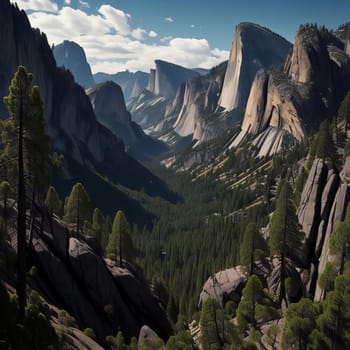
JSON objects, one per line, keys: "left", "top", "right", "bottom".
{"left": 200, "top": 298, "right": 224, "bottom": 350}
{"left": 330, "top": 203, "right": 350, "bottom": 273}
{"left": 239, "top": 223, "right": 267, "bottom": 275}
{"left": 311, "top": 265, "right": 350, "bottom": 350}
{"left": 63, "top": 182, "right": 92, "bottom": 234}
{"left": 44, "top": 186, "right": 62, "bottom": 216}
{"left": 269, "top": 180, "right": 304, "bottom": 305}
{"left": 92, "top": 208, "right": 104, "bottom": 244}
{"left": 106, "top": 210, "right": 134, "bottom": 266}
{"left": 3, "top": 66, "right": 33, "bottom": 322}
{"left": 282, "top": 298, "right": 318, "bottom": 350}
{"left": 236, "top": 275, "right": 278, "bottom": 333}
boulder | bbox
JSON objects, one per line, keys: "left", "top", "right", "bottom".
{"left": 106, "top": 259, "right": 172, "bottom": 340}
{"left": 199, "top": 267, "right": 247, "bottom": 307}
{"left": 138, "top": 325, "right": 162, "bottom": 347}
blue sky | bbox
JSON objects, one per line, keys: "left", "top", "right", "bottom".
{"left": 13, "top": 0, "right": 350, "bottom": 73}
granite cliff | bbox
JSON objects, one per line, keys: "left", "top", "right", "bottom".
{"left": 218, "top": 22, "right": 291, "bottom": 113}
{"left": 232, "top": 24, "right": 350, "bottom": 156}
{"left": 53, "top": 40, "right": 95, "bottom": 88}
{"left": 87, "top": 81, "right": 167, "bottom": 160}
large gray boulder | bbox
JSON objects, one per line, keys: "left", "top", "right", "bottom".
{"left": 199, "top": 267, "right": 247, "bottom": 307}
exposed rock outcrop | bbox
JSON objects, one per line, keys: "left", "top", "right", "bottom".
{"left": 127, "top": 89, "right": 170, "bottom": 131}
{"left": 296, "top": 158, "right": 349, "bottom": 299}
{"left": 25, "top": 207, "right": 172, "bottom": 346}
{"left": 218, "top": 22, "right": 291, "bottom": 112}
{"left": 93, "top": 70, "right": 149, "bottom": 103}
{"left": 233, "top": 25, "right": 350, "bottom": 157}
{"left": 53, "top": 40, "right": 95, "bottom": 88}
{"left": 199, "top": 267, "right": 247, "bottom": 307}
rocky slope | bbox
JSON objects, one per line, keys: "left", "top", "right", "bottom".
{"left": 0, "top": 0, "right": 176, "bottom": 224}
{"left": 3, "top": 203, "right": 172, "bottom": 347}
{"left": 232, "top": 24, "right": 350, "bottom": 157}
{"left": 53, "top": 40, "right": 95, "bottom": 88}
{"left": 94, "top": 70, "right": 149, "bottom": 103}
{"left": 218, "top": 22, "right": 291, "bottom": 113}
{"left": 87, "top": 81, "right": 167, "bottom": 160}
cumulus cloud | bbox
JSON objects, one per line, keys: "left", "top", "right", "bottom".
{"left": 14, "top": 0, "right": 58, "bottom": 12}
{"left": 131, "top": 27, "right": 147, "bottom": 40}
{"left": 64, "top": 0, "right": 70, "bottom": 4}
{"left": 164, "top": 17, "right": 174, "bottom": 23}
{"left": 26, "top": 4, "right": 228, "bottom": 73}
{"left": 98, "top": 5, "right": 131, "bottom": 36}
{"left": 148, "top": 30, "right": 158, "bottom": 38}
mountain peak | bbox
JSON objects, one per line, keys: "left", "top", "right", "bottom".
{"left": 53, "top": 40, "right": 95, "bottom": 88}
{"left": 218, "top": 22, "right": 291, "bottom": 112}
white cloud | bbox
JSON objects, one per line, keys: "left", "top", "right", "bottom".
{"left": 14, "top": 0, "right": 58, "bottom": 12}
{"left": 148, "top": 30, "right": 158, "bottom": 38}
{"left": 79, "top": 0, "right": 89, "bottom": 9}
{"left": 164, "top": 17, "right": 174, "bottom": 23}
{"left": 98, "top": 4, "right": 131, "bottom": 36}
{"left": 131, "top": 27, "right": 147, "bottom": 40}
{"left": 64, "top": 0, "right": 70, "bottom": 4}
{"left": 26, "top": 5, "right": 229, "bottom": 73}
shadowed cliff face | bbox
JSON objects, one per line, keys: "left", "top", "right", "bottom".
{"left": 53, "top": 40, "right": 95, "bottom": 88}
{"left": 234, "top": 25, "right": 350, "bottom": 157}
{"left": 87, "top": 81, "right": 168, "bottom": 161}
{"left": 218, "top": 22, "right": 292, "bottom": 112}
{"left": 0, "top": 0, "right": 178, "bottom": 224}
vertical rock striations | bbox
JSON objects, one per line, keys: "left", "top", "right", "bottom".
{"left": 233, "top": 24, "right": 350, "bottom": 156}
{"left": 218, "top": 22, "right": 291, "bottom": 112}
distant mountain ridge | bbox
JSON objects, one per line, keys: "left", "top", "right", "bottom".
{"left": 94, "top": 70, "right": 149, "bottom": 103}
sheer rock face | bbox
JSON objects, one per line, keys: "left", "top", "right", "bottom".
{"left": 27, "top": 209, "right": 172, "bottom": 346}
{"left": 234, "top": 25, "right": 350, "bottom": 157}
{"left": 296, "top": 159, "right": 349, "bottom": 300}
{"left": 53, "top": 40, "right": 95, "bottom": 88}
{"left": 169, "top": 61, "right": 228, "bottom": 144}
{"left": 148, "top": 60, "right": 199, "bottom": 98}
{"left": 0, "top": 0, "right": 124, "bottom": 167}
{"left": 87, "top": 81, "right": 135, "bottom": 145}
{"left": 218, "top": 22, "right": 291, "bottom": 112}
